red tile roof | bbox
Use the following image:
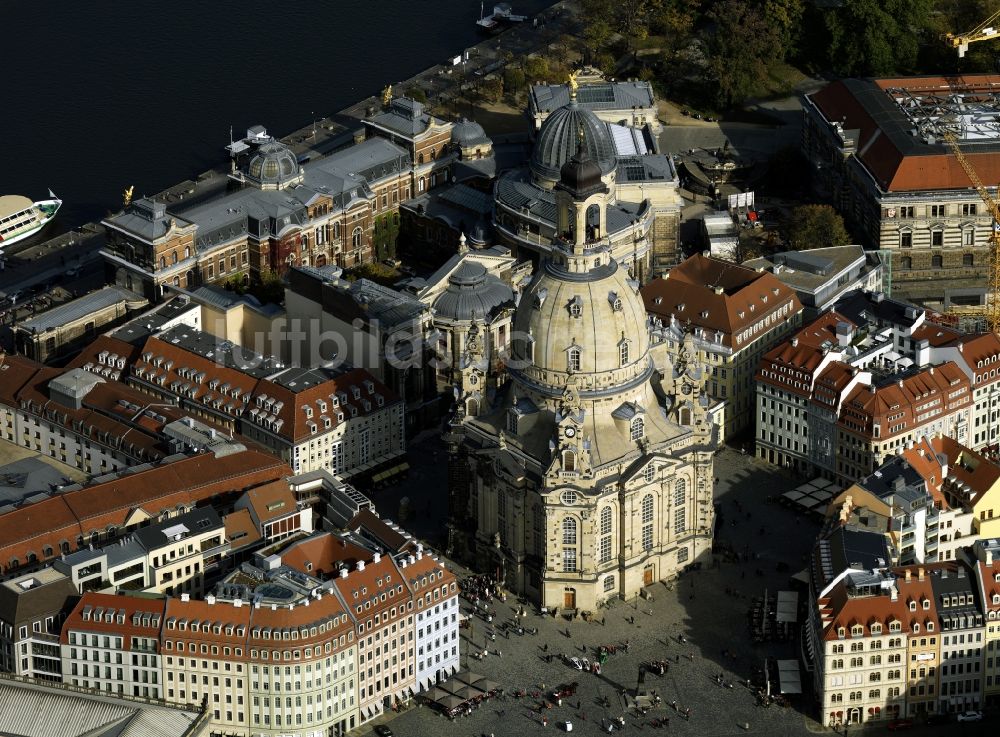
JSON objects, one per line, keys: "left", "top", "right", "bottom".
{"left": 0, "top": 450, "right": 290, "bottom": 570}
{"left": 642, "top": 254, "right": 802, "bottom": 349}
{"left": 61, "top": 593, "right": 166, "bottom": 647}
{"left": 821, "top": 568, "right": 939, "bottom": 641}
{"left": 280, "top": 533, "right": 374, "bottom": 579}
{"left": 839, "top": 362, "right": 971, "bottom": 440}
{"left": 810, "top": 75, "right": 1000, "bottom": 192}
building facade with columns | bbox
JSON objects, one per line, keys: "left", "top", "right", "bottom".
{"left": 448, "top": 147, "right": 716, "bottom": 611}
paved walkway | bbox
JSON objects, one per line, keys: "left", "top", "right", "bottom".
{"left": 370, "top": 446, "right": 834, "bottom": 737}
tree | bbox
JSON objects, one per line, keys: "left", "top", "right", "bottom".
{"left": 503, "top": 67, "right": 527, "bottom": 100}
{"left": 705, "top": 1, "right": 783, "bottom": 108}
{"left": 815, "top": 0, "right": 932, "bottom": 76}
{"left": 252, "top": 269, "right": 285, "bottom": 305}
{"left": 784, "top": 205, "right": 850, "bottom": 250}
{"left": 522, "top": 56, "right": 552, "bottom": 83}
{"left": 653, "top": 0, "right": 699, "bottom": 56}
{"left": 373, "top": 213, "right": 401, "bottom": 262}
{"left": 480, "top": 75, "right": 504, "bottom": 104}
{"left": 764, "top": 0, "right": 804, "bottom": 60}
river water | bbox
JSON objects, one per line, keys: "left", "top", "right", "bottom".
{"left": 1, "top": 0, "right": 551, "bottom": 232}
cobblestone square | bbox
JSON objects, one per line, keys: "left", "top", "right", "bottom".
{"left": 370, "top": 446, "right": 830, "bottom": 736}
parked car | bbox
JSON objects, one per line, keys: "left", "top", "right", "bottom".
{"left": 957, "top": 710, "right": 984, "bottom": 722}
{"left": 886, "top": 719, "right": 913, "bottom": 731}
{"left": 374, "top": 726, "right": 394, "bottom": 737}
{"left": 569, "top": 656, "right": 583, "bottom": 670}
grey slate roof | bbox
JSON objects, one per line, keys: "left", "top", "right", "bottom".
{"left": 102, "top": 198, "right": 189, "bottom": 241}
{"left": 616, "top": 154, "right": 677, "bottom": 183}
{"left": 366, "top": 97, "right": 435, "bottom": 138}
{"left": 432, "top": 261, "right": 514, "bottom": 322}
{"left": 0, "top": 679, "right": 203, "bottom": 737}
{"left": 131, "top": 506, "right": 222, "bottom": 552}
{"left": 833, "top": 289, "right": 923, "bottom": 329}
{"left": 0, "top": 458, "right": 71, "bottom": 507}
{"left": 0, "top": 569, "right": 77, "bottom": 627}
{"left": 349, "top": 279, "right": 427, "bottom": 327}
{"left": 452, "top": 119, "right": 491, "bottom": 148}
{"left": 531, "top": 80, "right": 655, "bottom": 114}
{"left": 19, "top": 287, "right": 146, "bottom": 333}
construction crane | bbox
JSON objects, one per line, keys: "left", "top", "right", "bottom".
{"left": 942, "top": 130, "right": 1000, "bottom": 334}
{"left": 945, "top": 8, "right": 1000, "bottom": 57}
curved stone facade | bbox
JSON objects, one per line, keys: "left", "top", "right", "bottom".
{"left": 450, "top": 157, "right": 716, "bottom": 611}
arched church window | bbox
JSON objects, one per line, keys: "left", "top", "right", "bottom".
{"left": 599, "top": 507, "right": 613, "bottom": 563}
{"left": 562, "top": 450, "right": 576, "bottom": 472}
{"left": 674, "top": 478, "right": 686, "bottom": 506}
{"left": 562, "top": 517, "right": 577, "bottom": 545}
{"left": 641, "top": 494, "right": 654, "bottom": 551}
{"left": 620, "top": 341, "right": 630, "bottom": 367}
{"left": 567, "top": 347, "right": 581, "bottom": 373}
{"left": 630, "top": 416, "right": 644, "bottom": 440}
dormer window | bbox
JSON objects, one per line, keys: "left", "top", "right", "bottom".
{"left": 913, "top": 623, "right": 920, "bottom": 633}
{"left": 922, "top": 599, "right": 929, "bottom": 610}
{"left": 927, "top": 622, "right": 934, "bottom": 632}
{"left": 909, "top": 601, "right": 916, "bottom": 612}
{"left": 870, "top": 623, "right": 882, "bottom": 635}
{"left": 837, "top": 627, "right": 846, "bottom": 639}
{"left": 569, "top": 296, "right": 583, "bottom": 318}
{"left": 851, "top": 625, "right": 863, "bottom": 637}
{"left": 304, "top": 406, "right": 313, "bottom": 418}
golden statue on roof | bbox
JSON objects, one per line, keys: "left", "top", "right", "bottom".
{"left": 382, "top": 84, "right": 393, "bottom": 108}
{"left": 123, "top": 185, "right": 134, "bottom": 209}
{"left": 568, "top": 71, "right": 579, "bottom": 99}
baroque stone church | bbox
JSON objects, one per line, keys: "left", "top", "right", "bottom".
{"left": 446, "top": 143, "right": 717, "bottom": 611}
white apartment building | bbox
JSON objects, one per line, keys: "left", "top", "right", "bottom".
{"left": 409, "top": 551, "right": 460, "bottom": 691}
{"left": 61, "top": 595, "right": 166, "bottom": 699}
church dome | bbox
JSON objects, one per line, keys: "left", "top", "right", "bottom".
{"left": 433, "top": 261, "right": 514, "bottom": 322}
{"left": 451, "top": 119, "right": 491, "bottom": 148}
{"left": 530, "top": 102, "right": 616, "bottom": 184}
{"left": 510, "top": 251, "right": 650, "bottom": 396}
{"left": 244, "top": 138, "right": 302, "bottom": 189}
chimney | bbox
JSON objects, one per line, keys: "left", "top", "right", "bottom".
{"left": 180, "top": 593, "right": 190, "bottom": 602}
{"left": 339, "top": 568, "right": 348, "bottom": 579}
{"left": 918, "top": 567, "right": 924, "bottom": 581}
{"left": 408, "top": 554, "right": 416, "bottom": 565}
{"left": 233, "top": 599, "right": 243, "bottom": 608}
{"left": 905, "top": 569, "right": 911, "bottom": 582}
{"left": 791, "top": 338, "right": 799, "bottom": 348}
{"left": 957, "top": 566, "right": 966, "bottom": 578}
{"left": 357, "top": 560, "right": 365, "bottom": 572}
{"left": 373, "top": 552, "right": 381, "bottom": 564}
{"left": 713, "top": 286, "right": 724, "bottom": 295}
{"left": 206, "top": 594, "right": 216, "bottom": 605}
